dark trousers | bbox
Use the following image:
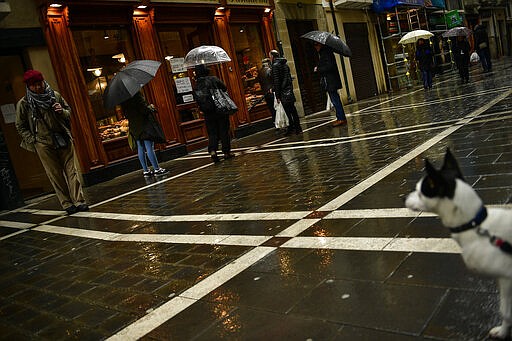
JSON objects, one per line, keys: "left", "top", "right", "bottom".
{"left": 264, "top": 92, "right": 276, "bottom": 123}
{"left": 456, "top": 60, "right": 469, "bottom": 81}
{"left": 282, "top": 101, "right": 301, "bottom": 130}
{"left": 205, "top": 114, "right": 231, "bottom": 154}
{"left": 477, "top": 48, "right": 492, "bottom": 71}
{"left": 327, "top": 90, "right": 346, "bottom": 121}
{"left": 421, "top": 70, "right": 433, "bottom": 89}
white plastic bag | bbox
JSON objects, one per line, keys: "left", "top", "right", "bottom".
{"left": 274, "top": 94, "right": 289, "bottom": 129}
{"left": 470, "top": 51, "right": 479, "bottom": 64}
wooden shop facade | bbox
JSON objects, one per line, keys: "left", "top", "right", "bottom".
{"left": 40, "top": 0, "right": 275, "bottom": 185}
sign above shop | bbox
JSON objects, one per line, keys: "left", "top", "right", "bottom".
{"left": 151, "top": 0, "right": 220, "bottom": 4}
{"left": 226, "top": 0, "right": 271, "bottom": 5}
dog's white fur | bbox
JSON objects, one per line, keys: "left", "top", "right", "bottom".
{"left": 406, "top": 153, "right": 512, "bottom": 339}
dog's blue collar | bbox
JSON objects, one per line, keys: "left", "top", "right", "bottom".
{"left": 449, "top": 206, "right": 487, "bottom": 233}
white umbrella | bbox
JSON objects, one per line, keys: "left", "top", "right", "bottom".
{"left": 398, "top": 30, "right": 434, "bottom": 45}
{"left": 183, "top": 45, "right": 231, "bottom": 68}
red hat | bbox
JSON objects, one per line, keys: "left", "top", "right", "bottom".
{"left": 23, "top": 70, "right": 44, "bottom": 86}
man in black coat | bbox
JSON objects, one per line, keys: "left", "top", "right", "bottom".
{"left": 452, "top": 35, "right": 471, "bottom": 83}
{"left": 314, "top": 43, "right": 347, "bottom": 127}
{"left": 269, "top": 50, "right": 302, "bottom": 135}
{"left": 473, "top": 22, "right": 492, "bottom": 72}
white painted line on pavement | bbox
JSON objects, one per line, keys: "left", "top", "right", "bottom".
{"left": 325, "top": 208, "right": 434, "bottom": 219}
{"left": 72, "top": 211, "right": 311, "bottom": 222}
{"left": 0, "top": 221, "right": 36, "bottom": 229}
{"left": 318, "top": 89, "right": 512, "bottom": 211}
{"left": 282, "top": 236, "right": 461, "bottom": 253}
{"left": 277, "top": 218, "right": 321, "bottom": 237}
{"left": 107, "top": 246, "right": 275, "bottom": 341}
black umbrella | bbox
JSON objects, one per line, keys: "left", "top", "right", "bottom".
{"left": 301, "top": 31, "right": 352, "bottom": 57}
{"left": 442, "top": 27, "right": 472, "bottom": 38}
{"left": 103, "top": 60, "right": 161, "bottom": 109}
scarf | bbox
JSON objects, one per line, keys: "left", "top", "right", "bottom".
{"left": 26, "top": 81, "right": 56, "bottom": 112}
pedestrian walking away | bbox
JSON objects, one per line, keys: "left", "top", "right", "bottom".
{"left": 121, "top": 92, "right": 168, "bottom": 177}
{"left": 193, "top": 64, "right": 234, "bottom": 163}
{"left": 452, "top": 35, "right": 471, "bottom": 84}
{"left": 269, "top": 50, "right": 302, "bottom": 136}
{"left": 473, "top": 22, "right": 492, "bottom": 72}
{"left": 15, "top": 70, "right": 89, "bottom": 215}
{"left": 415, "top": 38, "right": 434, "bottom": 90}
{"left": 258, "top": 58, "right": 276, "bottom": 125}
{"left": 313, "top": 42, "right": 347, "bottom": 127}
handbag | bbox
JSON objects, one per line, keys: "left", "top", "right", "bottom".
{"left": 210, "top": 88, "right": 238, "bottom": 115}
{"left": 273, "top": 94, "right": 289, "bottom": 129}
{"left": 51, "top": 131, "right": 69, "bottom": 149}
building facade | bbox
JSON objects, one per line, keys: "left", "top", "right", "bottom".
{"left": 0, "top": 0, "right": 276, "bottom": 206}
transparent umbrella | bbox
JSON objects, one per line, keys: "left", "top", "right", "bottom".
{"left": 398, "top": 30, "right": 434, "bottom": 45}
{"left": 300, "top": 31, "right": 352, "bottom": 57}
{"left": 442, "top": 27, "right": 472, "bottom": 38}
{"left": 183, "top": 45, "right": 231, "bottom": 69}
{"left": 103, "top": 60, "right": 161, "bottom": 109}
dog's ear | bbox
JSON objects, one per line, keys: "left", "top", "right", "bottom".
{"left": 424, "top": 159, "right": 438, "bottom": 176}
{"left": 423, "top": 159, "right": 449, "bottom": 197}
{"left": 441, "top": 148, "right": 464, "bottom": 180}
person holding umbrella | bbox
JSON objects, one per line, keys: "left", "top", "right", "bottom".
{"left": 192, "top": 64, "right": 234, "bottom": 163}
{"left": 313, "top": 42, "right": 347, "bottom": 127}
{"left": 452, "top": 35, "right": 471, "bottom": 84}
{"left": 103, "top": 60, "right": 168, "bottom": 177}
{"left": 121, "top": 92, "right": 168, "bottom": 177}
{"left": 269, "top": 50, "right": 302, "bottom": 136}
{"left": 415, "top": 38, "right": 434, "bottom": 90}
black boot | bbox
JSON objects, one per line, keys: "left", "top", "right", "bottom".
{"left": 210, "top": 151, "right": 220, "bottom": 163}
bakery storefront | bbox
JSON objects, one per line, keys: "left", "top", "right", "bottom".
{"left": 41, "top": 0, "right": 275, "bottom": 185}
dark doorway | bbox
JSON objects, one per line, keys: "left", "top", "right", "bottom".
{"left": 343, "top": 23, "right": 378, "bottom": 100}
{"left": 286, "top": 20, "right": 327, "bottom": 115}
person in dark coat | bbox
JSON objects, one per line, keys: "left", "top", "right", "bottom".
{"left": 269, "top": 50, "right": 302, "bottom": 135}
{"left": 452, "top": 35, "right": 471, "bottom": 84}
{"left": 193, "top": 64, "right": 233, "bottom": 163}
{"left": 314, "top": 43, "right": 347, "bottom": 127}
{"left": 415, "top": 38, "right": 434, "bottom": 89}
{"left": 121, "top": 92, "right": 168, "bottom": 177}
{"left": 258, "top": 58, "right": 276, "bottom": 123}
{"left": 473, "top": 22, "right": 492, "bottom": 72}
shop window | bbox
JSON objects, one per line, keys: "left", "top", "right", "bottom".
{"left": 157, "top": 26, "right": 212, "bottom": 123}
{"left": 230, "top": 23, "right": 266, "bottom": 112}
{"left": 72, "top": 28, "right": 135, "bottom": 142}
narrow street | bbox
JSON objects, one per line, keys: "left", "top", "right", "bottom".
{"left": 1, "top": 59, "right": 511, "bottom": 340}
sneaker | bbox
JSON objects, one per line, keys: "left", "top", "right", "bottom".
{"left": 332, "top": 119, "right": 347, "bottom": 127}
{"left": 65, "top": 205, "right": 78, "bottom": 215}
{"left": 76, "top": 204, "right": 89, "bottom": 212}
{"left": 154, "top": 168, "right": 169, "bottom": 175}
{"left": 143, "top": 170, "right": 153, "bottom": 177}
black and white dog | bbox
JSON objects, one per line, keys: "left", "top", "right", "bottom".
{"left": 405, "top": 149, "right": 512, "bottom": 339}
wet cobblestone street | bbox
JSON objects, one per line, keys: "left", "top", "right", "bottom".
{"left": 1, "top": 59, "right": 512, "bottom": 340}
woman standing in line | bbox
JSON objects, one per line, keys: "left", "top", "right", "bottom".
{"left": 121, "top": 92, "right": 168, "bottom": 177}
{"left": 193, "top": 64, "right": 234, "bottom": 163}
